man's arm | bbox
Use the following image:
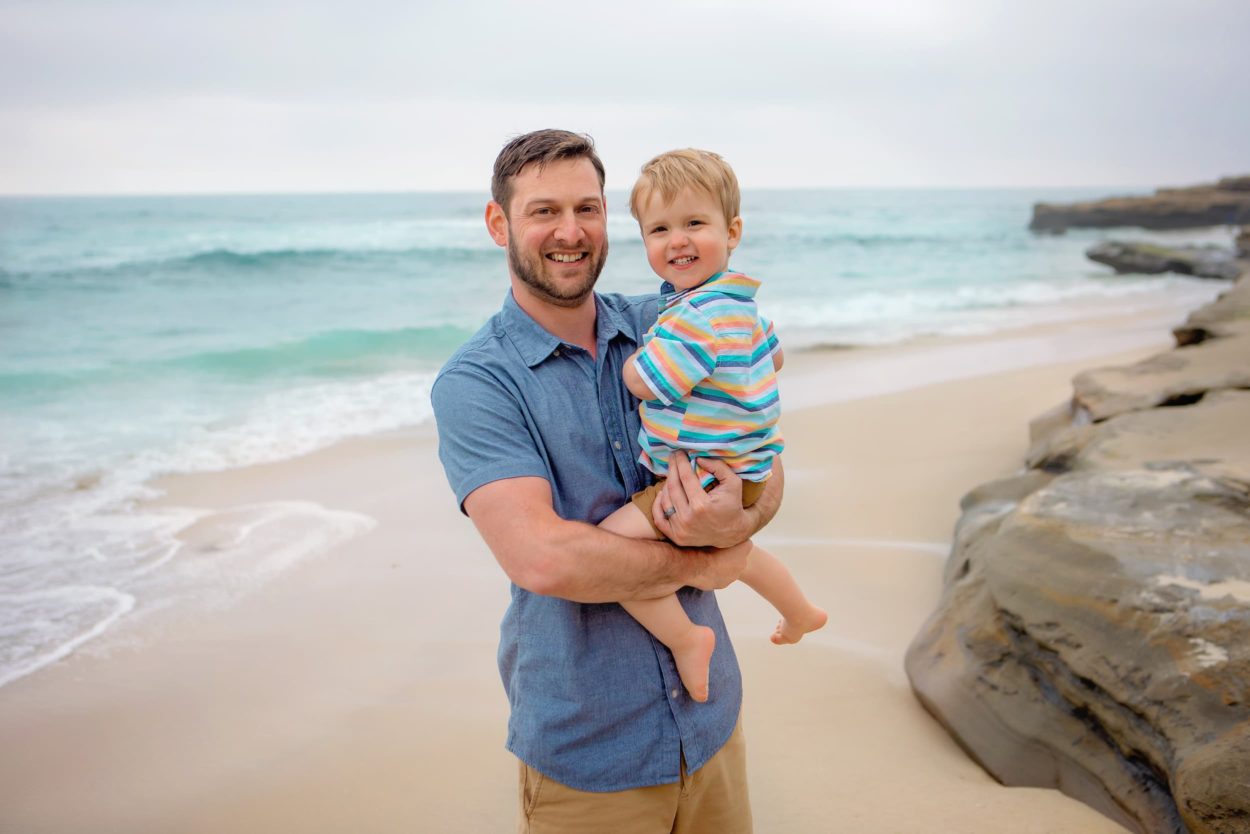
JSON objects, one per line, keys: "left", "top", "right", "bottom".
{"left": 652, "top": 453, "right": 783, "bottom": 548}
{"left": 464, "top": 476, "right": 752, "bottom": 603}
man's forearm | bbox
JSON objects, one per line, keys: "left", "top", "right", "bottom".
{"left": 532, "top": 520, "right": 735, "bottom": 603}
{"left": 464, "top": 477, "right": 746, "bottom": 605}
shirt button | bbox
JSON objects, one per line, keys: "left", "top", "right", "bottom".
{"left": 671, "top": 688, "right": 681, "bottom": 699}
{"left": 613, "top": 440, "right": 622, "bottom": 450}
{"left": 553, "top": 348, "right": 561, "bottom": 356}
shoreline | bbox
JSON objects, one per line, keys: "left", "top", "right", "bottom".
{"left": 0, "top": 292, "right": 1217, "bottom": 832}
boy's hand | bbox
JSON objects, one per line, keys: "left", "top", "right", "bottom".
{"left": 652, "top": 452, "right": 749, "bottom": 548}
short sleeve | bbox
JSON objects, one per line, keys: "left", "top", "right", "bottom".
{"left": 759, "top": 314, "right": 781, "bottom": 358}
{"left": 431, "top": 365, "right": 549, "bottom": 514}
{"left": 632, "top": 305, "right": 718, "bottom": 406}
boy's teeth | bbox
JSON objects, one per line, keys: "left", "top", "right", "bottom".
{"left": 673, "top": 256, "right": 696, "bottom": 264}
{"left": 550, "top": 253, "right": 584, "bottom": 262}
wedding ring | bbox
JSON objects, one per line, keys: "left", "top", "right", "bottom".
{"left": 663, "top": 506, "right": 678, "bottom": 520}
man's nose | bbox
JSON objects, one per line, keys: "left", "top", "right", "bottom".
{"left": 553, "top": 212, "right": 584, "bottom": 243}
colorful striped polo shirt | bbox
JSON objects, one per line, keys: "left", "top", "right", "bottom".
{"left": 632, "top": 271, "right": 784, "bottom": 484}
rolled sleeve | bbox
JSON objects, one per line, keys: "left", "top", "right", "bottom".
{"left": 759, "top": 314, "right": 781, "bottom": 358}
{"left": 431, "top": 366, "right": 549, "bottom": 513}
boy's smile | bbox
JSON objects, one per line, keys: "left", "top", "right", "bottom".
{"left": 637, "top": 187, "right": 742, "bottom": 291}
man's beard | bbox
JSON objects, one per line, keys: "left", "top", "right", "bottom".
{"left": 508, "top": 237, "right": 608, "bottom": 309}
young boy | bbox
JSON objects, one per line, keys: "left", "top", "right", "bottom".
{"left": 598, "top": 148, "right": 826, "bottom": 702}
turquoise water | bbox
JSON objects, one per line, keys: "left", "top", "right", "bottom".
{"left": 0, "top": 189, "right": 1227, "bottom": 687}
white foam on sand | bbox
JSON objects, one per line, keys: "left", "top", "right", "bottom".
{"left": 0, "top": 499, "right": 376, "bottom": 689}
{"left": 0, "top": 586, "right": 136, "bottom": 688}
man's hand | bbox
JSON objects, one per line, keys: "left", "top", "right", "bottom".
{"left": 652, "top": 452, "right": 750, "bottom": 548}
{"left": 685, "top": 538, "right": 754, "bottom": 591}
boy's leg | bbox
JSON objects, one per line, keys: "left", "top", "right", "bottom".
{"left": 738, "top": 545, "right": 827, "bottom": 644}
{"left": 599, "top": 501, "right": 717, "bottom": 702}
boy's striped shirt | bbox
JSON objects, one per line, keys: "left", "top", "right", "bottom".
{"left": 633, "top": 271, "right": 783, "bottom": 484}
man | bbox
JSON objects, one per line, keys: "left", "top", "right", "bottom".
{"left": 431, "top": 129, "right": 781, "bottom": 833}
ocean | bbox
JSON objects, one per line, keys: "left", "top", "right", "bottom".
{"left": 0, "top": 188, "right": 1231, "bottom": 688}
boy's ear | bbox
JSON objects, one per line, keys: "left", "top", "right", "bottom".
{"left": 726, "top": 216, "right": 743, "bottom": 253}
{"left": 485, "top": 201, "right": 509, "bottom": 248}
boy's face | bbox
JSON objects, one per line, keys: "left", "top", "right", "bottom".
{"left": 637, "top": 187, "right": 742, "bottom": 291}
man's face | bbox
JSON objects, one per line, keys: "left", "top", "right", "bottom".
{"left": 494, "top": 158, "right": 608, "bottom": 308}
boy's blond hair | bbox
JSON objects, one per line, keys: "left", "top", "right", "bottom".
{"left": 629, "top": 148, "right": 741, "bottom": 227}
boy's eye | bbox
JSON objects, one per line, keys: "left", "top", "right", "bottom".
{"left": 649, "top": 226, "right": 667, "bottom": 234}
{"left": 689, "top": 220, "right": 703, "bottom": 227}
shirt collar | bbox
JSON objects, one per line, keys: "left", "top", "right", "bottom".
{"left": 501, "top": 290, "right": 630, "bottom": 367}
{"left": 659, "top": 270, "right": 759, "bottom": 310}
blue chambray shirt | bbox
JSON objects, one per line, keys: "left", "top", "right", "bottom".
{"left": 431, "top": 288, "right": 742, "bottom": 792}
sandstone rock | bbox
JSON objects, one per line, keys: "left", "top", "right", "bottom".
{"left": 1072, "top": 334, "right": 1250, "bottom": 421}
{"left": 1236, "top": 228, "right": 1250, "bottom": 258}
{"left": 1087, "top": 241, "right": 1241, "bottom": 281}
{"left": 1174, "top": 274, "right": 1250, "bottom": 345}
{"left": 1031, "top": 390, "right": 1250, "bottom": 488}
{"left": 907, "top": 468, "right": 1250, "bottom": 834}
{"left": 1030, "top": 177, "right": 1250, "bottom": 233}
{"left": 909, "top": 262, "right": 1250, "bottom": 832}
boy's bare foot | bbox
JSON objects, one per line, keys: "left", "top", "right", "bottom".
{"left": 671, "top": 625, "right": 716, "bottom": 702}
{"left": 770, "top": 606, "right": 828, "bottom": 645}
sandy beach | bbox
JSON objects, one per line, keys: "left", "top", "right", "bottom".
{"left": 0, "top": 293, "right": 1217, "bottom": 834}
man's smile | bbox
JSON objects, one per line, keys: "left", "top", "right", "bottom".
{"left": 547, "top": 252, "right": 588, "bottom": 263}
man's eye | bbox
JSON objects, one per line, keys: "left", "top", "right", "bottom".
{"left": 579, "top": 205, "right": 600, "bottom": 214}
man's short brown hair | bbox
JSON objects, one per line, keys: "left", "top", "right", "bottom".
{"left": 629, "top": 149, "right": 741, "bottom": 227}
{"left": 491, "top": 130, "right": 606, "bottom": 216}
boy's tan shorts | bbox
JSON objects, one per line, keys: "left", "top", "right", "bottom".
{"left": 630, "top": 477, "right": 766, "bottom": 540}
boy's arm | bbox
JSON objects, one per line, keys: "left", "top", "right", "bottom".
{"left": 463, "top": 476, "right": 752, "bottom": 603}
{"left": 772, "top": 347, "right": 785, "bottom": 372}
{"left": 622, "top": 347, "right": 653, "bottom": 401}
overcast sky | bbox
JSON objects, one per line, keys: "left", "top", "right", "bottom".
{"left": 2, "top": 0, "right": 1247, "bottom": 195}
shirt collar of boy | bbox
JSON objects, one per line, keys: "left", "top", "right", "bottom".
{"left": 658, "top": 270, "right": 759, "bottom": 311}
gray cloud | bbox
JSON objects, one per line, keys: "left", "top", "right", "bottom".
{"left": 1, "top": 0, "right": 1247, "bottom": 193}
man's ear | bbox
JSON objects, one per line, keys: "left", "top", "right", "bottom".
{"left": 485, "top": 201, "right": 509, "bottom": 248}
{"left": 726, "top": 215, "right": 744, "bottom": 253}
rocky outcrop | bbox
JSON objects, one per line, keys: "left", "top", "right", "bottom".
{"left": 906, "top": 271, "right": 1250, "bottom": 833}
{"left": 1087, "top": 241, "right": 1242, "bottom": 281}
{"left": 1031, "top": 176, "right": 1250, "bottom": 233}
{"left": 1173, "top": 273, "right": 1250, "bottom": 346}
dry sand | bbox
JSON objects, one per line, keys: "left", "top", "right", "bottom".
{"left": 0, "top": 306, "right": 1196, "bottom": 833}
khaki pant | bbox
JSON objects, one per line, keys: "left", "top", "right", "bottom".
{"left": 517, "top": 718, "right": 751, "bottom": 834}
